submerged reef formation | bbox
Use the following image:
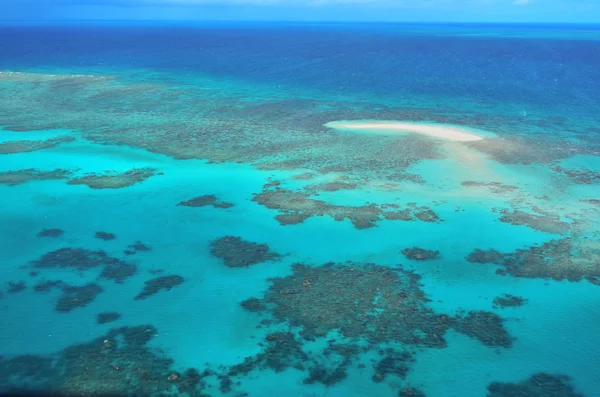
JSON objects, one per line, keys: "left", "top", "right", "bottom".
{"left": 497, "top": 209, "right": 571, "bottom": 235}
{"left": 228, "top": 332, "right": 361, "bottom": 387}
{"left": 33, "top": 279, "right": 104, "bottom": 313}
{"left": 134, "top": 275, "right": 184, "bottom": 300}
{"left": 37, "top": 228, "right": 64, "bottom": 238}
{"left": 56, "top": 283, "right": 104, "bottom": 313}
{"left": 0, "top": 136, "right": 75, "bottom": 154}
{"left": 124, "top": 241, "right": 152, "bottom": 256}
{"left": 401, "top": 247, "right": 441, "bottom": 261}
{"left": 97, "top": 311, "right": 121, "bottom": 324}
{"left": 177, "top": 194, "right": 234, "bottom": 209}
{"left": 0, "top": 325, "right": 210, "bottom": 396}
{"left": 552, "top": 166, "right": 600, "bottom": 185}
{"left": 452, "top": 311, "right": 513, "bottom": 348}
{"left": 30, "top": 248, "right": 137, "bottom": 283}
{"left": 467, "top": 238, "right": 600, "bottom": 284}
{"left": 243, "top": 263, "right": 511, "bottom": 347}
{"left": 7, "top": 281, "right": 27, "bottom": 294}
{"left": 486, "top": 373, "right": 584, "bottom": 397}
{"left": 399, "top": 388, "right": 427, "bottom": 397}
{"left": 210, "top": 236, "right": 281, "bottom": 268}
{"left": 0, "top": 169, "right": 71, "bottom": 186}
{"left": 305, "top": 181, "right": 358, "bottom": 193}
{"left": 253, "top": 188, "right": 442, "bottom": 228}
{"left": 233, "top": 262, "right": 513, "bottom": 386}
{"left": 372, "top": 350, "right": 415, "bottom": 383}
{"left": 67, "top": 168, "right": 158, "bottom": 189}
{"left": 95, "top": 231, "right": 116, "bottom": 241}
{"left": 461, "top": 181, "right": 519, "bottom": 194}
{"left": 493, "top": 294, "right": 528, "bottom": 309}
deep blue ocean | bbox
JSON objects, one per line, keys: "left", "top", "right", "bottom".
{"left": 0, "top": 23, "right": 599, "bottom": 397}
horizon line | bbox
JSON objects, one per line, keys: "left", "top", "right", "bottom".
{"left": 2, "top": 20, "right": 600, "bottom": 26}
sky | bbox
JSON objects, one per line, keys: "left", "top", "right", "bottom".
{"left": 1, "top": 0, "right": 599, "bottom": 23}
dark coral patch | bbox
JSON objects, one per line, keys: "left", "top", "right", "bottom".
{"left": 493, "top": 294, "right": 527, "bottom": 309}
{"left": 253, "top": 188, "right": 441, "bottom": 228}
{"left": 37, "top": 228, "right": 64, "bottom": 238}
{"left": 31, "top": 248, "right": 136, "bottom": 283}
{"left": 461, "top": 181, "right": 518, "bottom": 193}
{"left": 240, "top": 297, "right": 265, "bottom": 312}
{"left": 0, "top": 169, "right": 71, "bottom": 186}
{"left": 177, "top": 194, "right": 234, "bottom": 209}
{"left": 401, "top": 247, "right": 440, "bottom": 261}
{"left": 124, "top": 241, "right": 152, "bottom": 256}
{"left": 210, "top": 236, "right": 281, "bottom": 268}
{"left": 7, "top": 281, "right": 27, "bottom": 294}
{"left": 307, "top": 181, "right": 358, "bottom": 192}
{"left": 372, "top": 350, "right": 414, "bottom": 382}
{"left": 400, "top": 388, "right": 427, "bottom": 396}
{"left": 55, "top": 283, "right": 103, "bottom": 313}
{"left": 498, "top": 209, "right": 571, "bottom": 234}
{"left": 258, "top": 263, "right": 450, "bottom": 347}
{"left": 97, "top": 311, "right": 121, "bottom": 324}
{"left": 95, "top": 231, "right": 116, "bottom": 241}
{"left": 68, "top": 167, "right": 157, "bottom": 189}
{"left": 0, "top": 136, "right": 75, "bottom": 154}
{"left": 100, "top": 263, "right": 137, "bottom": 283}
{"left": 466, "top": 238, "right": 600, "bottom": 284}
{"left": 0, "top": 325, "right": 209, "bottom": 395}
{"left": 452, "top": 311, "right": 514, "bottom": 348}
{"left": 134, "top": 275, "right": 184, "bottom": 300}
{"left": 487, "top": 373, "right": 584, "bottom": 397}
{"left": 31, "top": 248, "right": 124, "bottom": 271}
{"left": 33, "top": 280, "right": 65, "bottom": 293}
{"left": 552, "top": 166, "right": 600, "bottom": 184}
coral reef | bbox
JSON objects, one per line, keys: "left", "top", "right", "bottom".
{"left": 452, "top": 311, "right": 514, "bottom": 348}
{"left": 253, "top": 188, "right": 441, "bottom": 228}
{"left": 461, "top": 181, "right": 519, "bottom": 194}
{"left": 487, "top": 373, "right": 584, "bottom": 397}
{"left": 37, "top": 228, "right": 64, "bottom": 238}
{"left": 95, "top": 231, "right": 116, "bottom": 241}
{"left": 68, "top": 168, "right": 158, "bottom": 189}
{"left": 399, "top": 387, "right": 427, "bottom": 396}
{"left": 124, "top": 241, "right": 152, "bottom": 255}
{"left": 493, "top": 294, "right": 527, "bottom": 309}
{"left": 498, "top": 209, "right": 571, "bottom": 234}
{"left": 250, "top": 263, "right": 511, "bottom": 349}
{"left": 291, "top": 173, "right": 315, "bottom": 180}
{"left": 97, "top": 312, "right": 121, "bottom": 324}
{"left": 210, "top": 236, "right": 281, "bottom": 268}
{"left": 177, "top": 194, "right": 234, "bottom": 209}
{"left": 466, "top": 238, "right": 600, "bottom": 284}
{"left": 240, "top": 298, "right": 265, "bottom": 312}
{"left": 100, "top": 263, "right": 137, "bottom": 283}
{"left": 552, "top": 166, "right": 600, "bottom": 184}
{"left": 56, "top": 283, "right": 103, "bottom": 313}
{"left": 401, "top": 247, "right": 441, "bottom": 261}
{"left": 372, "top": 350, "right": 414, "bottom": 382}
{"left": 31, "top": 248, "right": 137, "bottom": 283}
{"left": 234, "top": 262, "right": 513, "bottom": 388}
{"left": 134, "top": 275, "right": 184, "bottom": 300}
{"left": 7, "top": 281, "right": 27, "bottom": 294}
{"left": 0, "top": 169, "right": 71, "bottom": 186}
{"left": 0, "top": 136, "right": 75, "bottom": 154}
{"left": 306, "top": 181, "right": 358, "bottom": 192}
{"left": 0, "top": 325, "right": 210, "bottom": 396}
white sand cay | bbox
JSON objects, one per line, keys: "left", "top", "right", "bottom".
{"left": 325, "top": 120, "right": 488, "bottom": 142}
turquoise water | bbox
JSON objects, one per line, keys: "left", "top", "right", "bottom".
{"left": 0, "top": 23, "right": 599, "bottom": 396}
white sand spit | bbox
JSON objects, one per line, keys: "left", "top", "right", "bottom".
{"left": 325, "top": 120, "right": 486, "bottom": 142}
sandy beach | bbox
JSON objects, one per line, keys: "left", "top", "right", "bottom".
{"left": 325, "top": 120, "right": 486, "bottom": 142}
